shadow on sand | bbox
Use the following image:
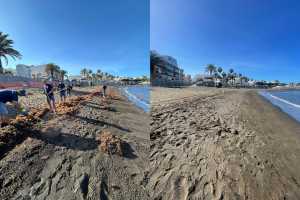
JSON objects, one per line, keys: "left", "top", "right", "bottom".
{"left": 73, "top": 115, "right": 131, "bottom": 132}
{"left": 122, "top": 142, "right": 138, "bottom": 159}
{"left": 84, "top": 103, "right": 117, "bottom": 112}
{"left": 27, "top": 127, "right": 137, "bottom": 159}
{"left": 29, "top": 128, "right": 98, "bottom": 151}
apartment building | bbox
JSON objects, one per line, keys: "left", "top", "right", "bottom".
{"left": 151, "top": 51, "right": 185, "bottom": 81}
{"left": 16, "top": 64, "right": 31, "bottom": 78}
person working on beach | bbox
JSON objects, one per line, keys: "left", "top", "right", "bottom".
{"left": 0, "top": 89, "right": 27, "bottom": 125}
{"left": 102, "top": 85, "right": 107, "bottom": 98}
{"left": 67, "top": 83, "right": 72, "bottom": 96}
{"left": 58, "top": 81, "right": 66, "bottom": 102}
{"left": 43, "top": 80, "right": 57, "bottom": 113}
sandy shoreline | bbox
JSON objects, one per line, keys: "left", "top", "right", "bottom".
{"left": 149, "top": 87, "right": 300, "bottom": 200}
{"left": 0, "top": 87, "right": 150, "bottom": 200}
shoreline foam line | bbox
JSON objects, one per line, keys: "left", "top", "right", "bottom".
{"left": 267, "top": 93, "right": 300, "bottom": 109}
{"left": 119, "top": 87, "right": 149, "bottom": 112}
{"left": 123, "top": 88, "right": 149, "bottom": 107}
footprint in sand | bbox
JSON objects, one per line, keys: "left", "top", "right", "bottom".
{"left": 171, "top": 176, "right": 188, "bottom": 200}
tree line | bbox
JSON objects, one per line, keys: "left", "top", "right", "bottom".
{"left": 204, "top": 64, "right": 251, "bottom": 86}
{"left": 80, "top": 68, "right": 116, "bottom": 81}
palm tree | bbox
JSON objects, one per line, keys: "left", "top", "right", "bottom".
{"left": 233, "top": 72, "right": 237, "bottom": 87}
{"left": 0, "top": 32, "right": 22, "bottom": 74}
{"left": 92, "top": 73, "right": 97, "bottom": 82}
{"left": 103, "top": 72, "right": 108, "bottom": 80}
{"left": 45, "top": 63, "right": 59, "bottom": 79}
{"left": 213, "top": 71, "right": 221, "bottom": 87}
{"left": 84, "top": 69, "right": 92, "bottom": 80}
{"left": 220, "top": 72, "right": 226, "bottom": 86}
{"left": 216, "top": 67, "right": 223, "bottom": 85}
{"left": 98, "top": 73, "right": 102, "bottom": 82}
{"left": 238, "top": 73, "right": 243, "bottom": 87}
{"left": 60, "top": 70, "right": 67, "bottom": 81}
{"left": 217, "top": 67, "right": 223, "bottom": 74}
{"left": 221, "top": 72, "right": 226, "bottom": 78}
{"left": 54, "top": 65, "right": 61, "bottom": 79}
{"left": 88, "top": 69, "right": 92, "bottom": 74}
{"left": 80, "top": 68, "right": 88, "bottom": 78}
{"left": 96, "top": 69, "right": 102, "bottom": 80}
{"left": 205, "top": 64, "right": 216, "bottom": 76}
{"left": 228, "top": 69, "right": 234, "bottom": 86}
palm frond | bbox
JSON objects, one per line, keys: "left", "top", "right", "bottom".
{"left": 0, "top": 32, "right": 22, "bottom": 69}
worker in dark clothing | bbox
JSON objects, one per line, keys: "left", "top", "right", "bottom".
{"left": 0, "top": 89, "right": 26, "bottom": 125}
{"left": 102, "top": 85, "right": 107, "bottom": 98}
{"left": 58, "top": 81, "right": 66, "bottom": 102}
{"left": 67, "top": 83, "right": 72, "bottom": 96}
{"left": 43, "top": 80, "right": 56, "bottom": 113}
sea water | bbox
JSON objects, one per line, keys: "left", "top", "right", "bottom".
{"left": 120, "top": 85, "right": 150, "bottom": 112}
{"left": 259, "top": 90, "right": 300, "bottom": 122}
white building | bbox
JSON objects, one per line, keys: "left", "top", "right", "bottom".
{"left": 16, "top": 64, "right": 31, "bottom": 78}
{"left": 31, "top": 64, "right": 48, "bottom": 79}
{"left": 69, "top": 75, "right": 82, "bottom": 81}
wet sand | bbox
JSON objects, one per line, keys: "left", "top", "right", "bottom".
{"left": 149, "top": 87, "right": 300, "bottom": 200}
{"left": 0, "top": 87, "right": 149, "bottom": 200}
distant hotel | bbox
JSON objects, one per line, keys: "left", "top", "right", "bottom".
{"left": 151, "top": 51, "right": 190, "bottom": 86}
{"left": 16, "top": 64, "right": 31, "bottom": 78}
{"left": 16, "top": 64, "right": 48, "bottom": 80}
{"left": 31, "top": 65, "right": 48, "bottom": 79}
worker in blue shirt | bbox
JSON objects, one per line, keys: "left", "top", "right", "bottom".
{"left": 43, "top": 80, "right": 56, "bottom": 113}
{"left": 0, "top": 89, "right": 26, "bottom": 125}
{"left": 57, "top": 81, "right": 66, "bottom": 102}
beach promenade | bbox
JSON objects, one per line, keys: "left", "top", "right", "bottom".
{"left": 0, "top": 87, "right": 149, "bottom": 200}
{"left": 149, "top": 87, "right": 300, "bottom": 200}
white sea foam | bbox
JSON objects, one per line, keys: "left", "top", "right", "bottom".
{"left": 123, "top": 87, "right": 149, "bottom": 107}
{"left": 267, "top": 93, "right": 300, "bottom": 109}
{"left": 120, "top": 86, "right": 149, "bottom": 112}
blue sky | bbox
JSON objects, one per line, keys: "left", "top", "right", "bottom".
{"left": 151, "top": 0, "right": 300, "bottom": 83}
{"left": 0, "top": 0, "right": 149, "bottom": 77}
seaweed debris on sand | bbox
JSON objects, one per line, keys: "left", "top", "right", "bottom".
{"left": 97, "top": 130, "right": 124, "bottom": 156}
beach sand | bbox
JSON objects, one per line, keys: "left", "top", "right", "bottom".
{"left": 0, "top": 87, "right": 150, "bottom": 200}
{"left": 149, "top": 87, "right": 300, "bottom": 200}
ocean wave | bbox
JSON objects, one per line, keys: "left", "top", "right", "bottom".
{"left": 267, "top": 93, "right": 300, "bottom": 109}
{"left": 120, "top": 86, "right": 150, "bottom": 112}
{"left": 123, "top": 88, "right": 149, "bottom": 107}
{"left": 259, "top": 91, "right": 300, "bottom": 123}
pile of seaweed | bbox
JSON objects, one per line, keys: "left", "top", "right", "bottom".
{"left": 97, "top": 130, "right": 124, "bottom": 156}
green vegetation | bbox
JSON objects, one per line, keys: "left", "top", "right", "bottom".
{"left": 45, "top": 63, "right": 60, "bottom": 79}
{"left": 199, "top": 65, "right": 252, "bottom": 88}
{"left": 60, "top": 70, "right": 67, "bottom": 80}
{"left": 45, "top": 63, "right": 69, "bottom": 81}
{"left": 205, "top": 64, "right": 216, "bottom": 76}
{"left": 0, "top": 32, "right": 22, "bottom": 74}
{"left": 80, "top": 68, "right": 115, "bottom": 81}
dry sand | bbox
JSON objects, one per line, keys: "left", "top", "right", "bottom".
{"left": 149, "top": 87, "right": 300, "bottom": 200}
{"left": 0, "top": 87, "right": 150, "bottom": 200}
